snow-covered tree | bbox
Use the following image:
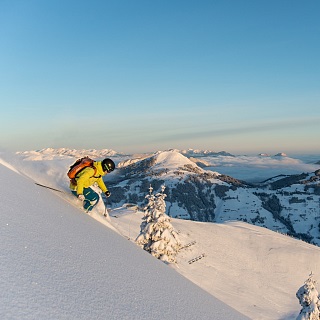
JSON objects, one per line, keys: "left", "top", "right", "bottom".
{"left": 137, "top": 185, "right": 155, "bottom": 234}
{"left": 296, "top": 273, "right": 320, "bottom": 320}
{"left": 136, "top": 185, "right": 181, "bottom": 263}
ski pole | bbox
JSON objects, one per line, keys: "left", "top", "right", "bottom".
{"left": 35, "top": 183, "right": 64, "bottom": 193}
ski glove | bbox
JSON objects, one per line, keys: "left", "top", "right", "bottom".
{"left": 105, "top": 191, "right": 111, "bottom": 198}
{"left": 78, "top": 194, "right": 85, "bottom": 201}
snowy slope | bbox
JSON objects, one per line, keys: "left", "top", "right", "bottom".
{"left": 0, "top": 158, "right": 249, "bottom": 320}
{"left": 112, "top": 208, "right": 320, "bottom": 320}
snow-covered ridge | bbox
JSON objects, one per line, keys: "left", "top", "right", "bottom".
{"left": 16, "top": 147, "right": 123, "bottom": 161}
{"left": 0, "top": 157, "right": 20, "bottom": 174}
{"left": 258, "top": 152, "right": 288, "bottom": 157}
{"left": 274, "top": 152, "right": 288, "bottom": 157}
{"left": 180, "top": 148, "right": 234, "bottom": 157}
{"left": 154, "top": 150, "right": 198, "bottom": 169}
{"left": 118, "top": 150, "right": 209, "bottom": 175}
{"left": 188, "top": 157, "right": 211, "bottom": 167}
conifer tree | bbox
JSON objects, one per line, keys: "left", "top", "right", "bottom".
{"left": 137, "top": 185, "right": 155, "bottom": 235}
{"left": 136, "top": 185, "right": 181, "bottom": 263}
{"left": 296, "top": 273, "right": 320, "bottom": 320}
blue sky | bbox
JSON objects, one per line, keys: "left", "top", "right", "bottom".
{"left": 1, "top": 0, "right": 319, "bottom": 155}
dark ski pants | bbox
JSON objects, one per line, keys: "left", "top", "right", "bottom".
{"left": 72, "top": 187, "right": 99, "bottom": 212}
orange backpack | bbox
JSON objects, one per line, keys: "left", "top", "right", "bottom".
{"left": 67, "top": 157, "right": 97, "bottom": 185}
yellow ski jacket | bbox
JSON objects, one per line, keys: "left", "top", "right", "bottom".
{"left": 70, "top": 161, "right": 108, "bottom": 195}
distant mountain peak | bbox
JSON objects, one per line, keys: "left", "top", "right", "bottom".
{"left": 274, "top": 152, "right": 288, "bottom": 157}
{"left": 180, "top": 149, "right": 234, "bottom": 157}
{"left": 153, "top": 150, "right": 196, "bottom": 169}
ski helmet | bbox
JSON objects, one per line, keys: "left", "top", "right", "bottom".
{"left": 101, "top": 158, "right": 115, "bottom": 172}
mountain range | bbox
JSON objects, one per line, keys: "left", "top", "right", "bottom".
{"left": 15, "top": 148, "right": 320, "bottom": 246}
{"left": 100, "top": 150, "right": 319, "bottom": 246}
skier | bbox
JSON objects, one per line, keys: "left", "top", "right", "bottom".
{"left": 69, "top": 158, "right": 115, "bottom": 212}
